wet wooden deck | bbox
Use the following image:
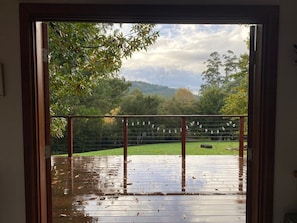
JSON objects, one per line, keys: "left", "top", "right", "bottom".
{"left": 51, "top": 155, "right": 246, "bottom": 223}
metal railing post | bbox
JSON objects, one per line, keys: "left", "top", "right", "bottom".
{"left": 239, "top": 116, "right": 245, "bottom": 158}
{"left": 181, "top": 116, "right": 186, "bottom": 192}
{"left": 67, "top": 116, "right": 73, "bottom": 158}
{"left": 123, "top": 117, "right": 128, "bottom": 194}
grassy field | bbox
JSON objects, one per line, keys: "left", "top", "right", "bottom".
{"left": 68, "top": 141, "right": 245, "bottom": 156}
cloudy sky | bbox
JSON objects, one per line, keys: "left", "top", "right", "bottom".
{"left": 119, "top": 24, "right": 249, "bottom": 94}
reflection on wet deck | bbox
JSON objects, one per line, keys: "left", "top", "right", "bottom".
{"left": 51, "top": 155, "right": 246, "bottom": 223}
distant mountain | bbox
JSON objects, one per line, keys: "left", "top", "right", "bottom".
{"left": 128, "top": 81, "right": 178, "bottom": 98}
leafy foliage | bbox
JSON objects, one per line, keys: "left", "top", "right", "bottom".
{"left": 220, "top": 53, "right": 249, "bottom": 115}
{"left": 49, "top": 22, "right": 159, "bottom": 137}
{"left": 158, "top": 88, "right": 198, "bottom": 115}
{"left": 197, "top": 86, "right": 227, "bottom": 115}
{"left": 120, "top": 89, "right": 164, "bottom": 115}
{"left": 201, "top": 51, "right": 223, "bottom": 90}
{"left": 200, "top": 49, "right": 249, "bottom": 115}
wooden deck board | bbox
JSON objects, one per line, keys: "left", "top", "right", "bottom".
{"left": 51, "top": 155, "right": 246, "bottom": 223}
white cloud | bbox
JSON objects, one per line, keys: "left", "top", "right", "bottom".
{"left": 119, "top": 24, "right": 249, "bottom": 93}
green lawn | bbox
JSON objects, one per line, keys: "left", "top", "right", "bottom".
{"left": 68, "top": 141, "right": 245, "bottom": 156}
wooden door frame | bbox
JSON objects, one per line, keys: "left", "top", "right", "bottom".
{"left": 19, "top": 4, "right": 279, "bottom": 223}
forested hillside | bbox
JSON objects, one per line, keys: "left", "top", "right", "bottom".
{"left": 129, "top": 81, "right": 178, "bottom": 98}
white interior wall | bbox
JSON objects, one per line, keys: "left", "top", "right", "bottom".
{"left": 0, "top": 2, "right": 25, "bottom": 223}
{"left": 1, "top": 0, "right": 297, "bottom": 223}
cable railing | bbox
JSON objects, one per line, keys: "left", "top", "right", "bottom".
{"left": 50, "top": 115, "right": 247, "bottom": 158}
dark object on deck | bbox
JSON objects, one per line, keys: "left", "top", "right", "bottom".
{"left": 200, "top": 144, "right": 213, "bottom": 149}
{"left": 284, "top": 213, "right": 297, "bottom": 223}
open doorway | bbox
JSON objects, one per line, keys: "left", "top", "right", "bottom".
{"left": 48, "top": 22, "right": 249, "bottom": 222}
{"left": 19, "top": 4, "right": 279, "bottom": 223}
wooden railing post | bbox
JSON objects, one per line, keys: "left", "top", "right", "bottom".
{"left": 181, "top": 116, "right": 186, "bottom": 192}
{"left": 67, "top": 116, "right": 73, "bottom": 158}
{"left": 239, "top": 116, "right": 245, "bottom": 158}
{"left": 123, "top": 117, "right": 128, "bottom": 194}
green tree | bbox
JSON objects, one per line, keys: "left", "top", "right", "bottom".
{"left": 70, "top": 77, "right": 131, "bottom": 115}
{"left": 201, "top": 50, "right": 238, "bottom": 91}
{"left": 197, "top": 86, "right": 226, "bottom": 115}
{"left": 120, "top": 89, "right": 163, "bottom": 115}
{"left": 119, "top": 89, "right": 164, "bottom": 145}
{"left": 200, "top": 51, "right": 222, "bottom": 90}
{"left": 220, "top": 53, "right": 249, "bottom": 115}
{"left": 49, "top": 22, "right": 159, "bottom": 137}
{"left": 200, "top": 49, "right": 248, "bottom": 116}
{"left": 158, "top": 88, "right": 198, "bottom": 115}
{"left": 174, "top": 88, "right": 196, "bottom": 104}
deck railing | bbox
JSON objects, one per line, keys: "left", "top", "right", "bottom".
{"left": 51, "top": 115, "right": 247, "bottom": 158}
